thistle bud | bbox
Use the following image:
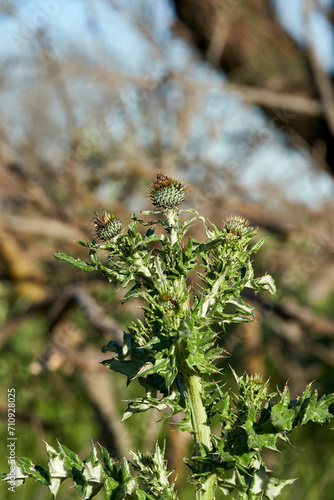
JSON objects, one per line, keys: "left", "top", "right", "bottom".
{"left": 91, "top": 212, "right": 122, "bottom": 241}
{"left": 224, "top": 216, "right": 252, "bottom": 236}
{"left": 250, "top": 374, "right": 263, "bottom": 386}
{"left": 158, "top": 291, "right": 177, "bottom": 313}
{"left": 149, "top": 173, "right": 187, "bottom": 209}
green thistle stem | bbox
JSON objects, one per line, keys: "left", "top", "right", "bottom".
{"left": 184, "top": 373, "right": 211, "bottom": 456}
{"left": 185, "top": 373, "right": 217, "bottom": 500}
{"left": 167, "top": 206, "right": 217, "bottom": 499}
{"left": 176, "top": 341, "right": 217, "bottom": 500}
{"left": 164, "top": 208, "right": 178, "bottom": 244}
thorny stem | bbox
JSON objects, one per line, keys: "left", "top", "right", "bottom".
{"left": 184, "top": 372, "right": 211, "bottom": 456}
{"left": 164, "top": 208, "right": 178, "bottom": 244}
{"left": 166, "top": 207, "right": 217, "bottom": 499}
{"left": 176, "top": 341, "right": 217, "bottom": 500}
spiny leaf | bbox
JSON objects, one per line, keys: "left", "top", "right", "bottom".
{"left": 53, "top": 252, "right": 96, "bottom": 272}
{"left": 301, "top": 392, "right": 334, "bottom": 425}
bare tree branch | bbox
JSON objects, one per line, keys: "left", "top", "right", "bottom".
{"left": 304, "top": 0, "right": 334, "bottom": 136}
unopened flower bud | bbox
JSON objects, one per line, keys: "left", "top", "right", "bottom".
{"left": 149, "top": 172, "right": 187, "bottom": 209}
{"left": 91, "top": 212, "right": 122, "bottom": 241}
{"left": 224, "top": 216, "right": 252, "bottom": 236}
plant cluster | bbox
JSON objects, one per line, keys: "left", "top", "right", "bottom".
{"left": 3, "top": 174, "right": 333, "bottom": 500}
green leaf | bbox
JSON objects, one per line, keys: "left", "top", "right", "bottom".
{"left": 101, "top": 340, "right": 123, "bottom": 356}
{"left": 104, "top": 477, "right": 120, "bottom": 498}
{"left": 145, "top": 227, "right": 155, "bottom": 237}
{"left": 72, "top": 467, "right": 87, "bottom": 497}
{"left": 135, "top": 358, "right": 177, "bottom": 388}
{"left": 76, "top": 239, "right": 92, "bottom": 247}
{"left": 140, "top": 210, "right": 162, "bottom": 216}
{"left": 129, "top": 444, "right": 176, "bottom": 499}
{"left": 53, "top": 253, "right": 96, "bottom": 272}
{"left": 16, "top": 458, "right": 50, "bottom": 486}
{"left": 136, "top": 489, "right": 154, "bottom": 500}
{"left": 249, "top": 237, "right": 265, "bottom": 255}
{"left": 302, "top": 392, "right": 334, "bottom": 425}
{"left": 121, "top": 458, "right": 137, "bottom": 495}
{"left": 253, "top": 274, "right": 276, "bottom": 295}
{"left": 181, "top": 208, "right": 196, "bottom": 214}
{"left": 264, "top": 477, "right": 297, "bottom": 500}
{"left": 57, "top": 442, "right": 83, "bottom": 470}
{"left": 226, "top": 296, "right": 254, "bottom": 316}
{"left": 100, "top": 446, "right": 117, "bottom": 478}
{"left": 122, "top": 393, "right": 182, "bottom": 421}
{"left": 102, "top": 358, "right": 148, "bottom": 379}
{"left": 199, "top": 237, "right": 225, "bottom": 254}
{"left": 249, "top": 461, "right": 296, "bottom": 500}
{"left": 2, "top": 464, "right": 27, "bottom": 488}
{"left": 271, "top": 387, "right": 296, "bottom": 432}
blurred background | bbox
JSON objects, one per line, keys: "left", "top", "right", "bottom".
{"left": 0, "top": 0, "right": 334, "bottom": 498}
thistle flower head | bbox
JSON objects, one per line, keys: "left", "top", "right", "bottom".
{"left": 250, "top": 374, "right": 263, "bottom": 386}
{"left": 224, "top": 215, "right": 252, "bottom": 236}
{"left": 158, "top": 294, "right": 177, "bottom": 312}
{"left": 149, "top": 172, "right": 187, "bottom": 209}
{"left": 91, "top": 211, "right": 122, "bottom": 241}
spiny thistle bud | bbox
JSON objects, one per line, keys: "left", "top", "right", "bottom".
{"left": 224, "top": 215, "right": 252, "bottom": 236}
{"left": 149, "top": 172, "right": 187, "bottom": 209}
{"left": 250, "top": 374, "right": 263, "bottom": 386}
{"left": 158, "top": 291, "right": 178, "bottom": 313}
{"left": 91, "top": 212, "right": 122, "bottom": 241}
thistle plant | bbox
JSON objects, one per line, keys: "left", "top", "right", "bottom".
{"left": 3, "top": 173, "right": 334, "bottom": 500}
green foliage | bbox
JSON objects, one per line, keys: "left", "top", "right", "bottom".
{"left": 3, "top": 442, "right": 173, "bottom": 500}
{"left": 4, "top": 175, "right": 333, "bottom": 499}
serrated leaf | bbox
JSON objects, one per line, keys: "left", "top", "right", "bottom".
{"left": 265, "top": 477, "right": 296, "bottom": 500}
{"left": 254, "top": 274, "right": 276, "bottom": 295}
{"left": 104, "top": 477, "right": 120, "bottom": 498}
{"left": 72, "top": 466, "right": 87, "bottom": 497}
{"left": 2, "top": 464, "right": 27, "bottom": 488}
{"left": 136, "top": 489, "right": 154, "bottom": 500}
{"left": 270, "top": 389, "right": 296, "bottom": 432}
{"left": 250, "top": 462, "right": 296, "bottom": 500}
{"left": 121, "top": 458, "right": 137, "bottom": 494}
{"left": 241, "top": 409, "right": 278, "bottom": 452}
{"left": 136, "top": 358, "right": 170, "bottom": 378}
{"left": 101, "top": 340, "right": 123, "bottom": 356}
{"left": 100, "top": 447, "right": 116, "bottom": 477}
{"left": 44, "top": 442, "right": 69, "bottom": 480}
{"left": 16, "top": 458, "right": 50, "bottom": 486}
{"left": 102, "top": 358, "right": 147, "bottom": 379}
{"left": 57, "top": 442, "right": 83, "bottom": 470}
{"left": 122, "top": 394, "right": 181, "bottom": 421}
{"left": 302, "top": 392, "right": 334, "bottom": 425}
{"left": 249, "top": 238, "right": 265, "bottom": 255}
{"left": 226, "top": 296, "right": 254, "bottom": 316}
{"left": 53, "top": 253, "right": 96, "bottom": 272}
{"left": 199, "top": 237, "right": 225, "bottom": 254}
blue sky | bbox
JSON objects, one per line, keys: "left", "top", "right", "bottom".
{"left": 3, "top": 0, "right": 333, "bottom": 72}
{"left": 0, "top": 0, "right": 333, "bottom": 206}
{"left": 274, "top": 0, "right": 334, "bottom": 72}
